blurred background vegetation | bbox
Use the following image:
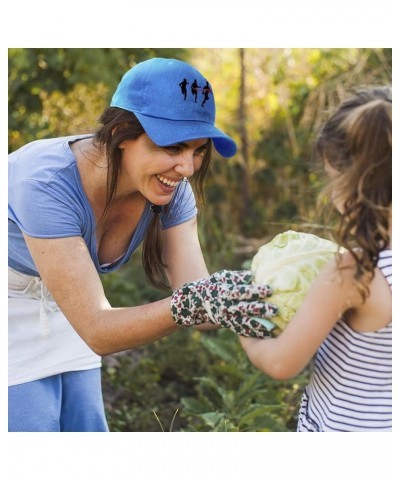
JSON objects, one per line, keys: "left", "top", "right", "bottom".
{"left": 8, "top": 48, "right": 392, "bottom": 431}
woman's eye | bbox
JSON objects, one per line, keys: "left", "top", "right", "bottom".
{"left": 195, "top": 147, "right": 207, "bottom": 157}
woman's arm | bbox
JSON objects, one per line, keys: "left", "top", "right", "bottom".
{"left": 23, "top": 216, "right": 213, "bottom": 356}
{"left": 240, "top": 254, "right": 363, "bottom": 380}
{"left": 23, "top": 233, "right": 179, "bottom": 356}
{"left": 162, "top": 216, "right": 209, "bottom": 289}
{"left": 162, "top": 217, "right": 221, "bottom": 331}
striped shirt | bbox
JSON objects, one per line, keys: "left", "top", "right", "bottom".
{"left": 297, "top": 250, "right": 392, "bottom": 432}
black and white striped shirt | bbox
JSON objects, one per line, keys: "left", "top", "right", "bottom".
{"left": 297, "top": 250, "right": 392, "bottom": 432}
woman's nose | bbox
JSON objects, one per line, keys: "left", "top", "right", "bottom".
{"left": 175, "top": 152, "right": 195, "bottom": 178}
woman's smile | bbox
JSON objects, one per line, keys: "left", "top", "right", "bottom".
{"left": 156, "top": 174, "right": 181, "bottom": 190}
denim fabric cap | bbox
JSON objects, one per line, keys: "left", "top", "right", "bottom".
{"left": 110, "top": 58, "right": 237, "bottom": 157}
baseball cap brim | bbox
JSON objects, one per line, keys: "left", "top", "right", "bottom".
{"left": 135, "top": 112, "right": 237, "bottom": 158}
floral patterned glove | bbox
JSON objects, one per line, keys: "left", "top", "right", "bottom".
{"left": 170, "top": 270, "right": 278, "bottom": 338}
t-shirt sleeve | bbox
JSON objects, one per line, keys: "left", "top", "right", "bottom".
{"left": 8, "top": 178, "right": 84, "bottom": 238}
{"left": 161, "top": 181, "right": 198, "bottom": 230}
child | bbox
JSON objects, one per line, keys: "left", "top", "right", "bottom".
{"left": 240, "top": 86, "right": 392, "bottom": 431}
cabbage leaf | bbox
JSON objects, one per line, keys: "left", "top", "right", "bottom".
{"left": 251, "top": 230, "right": 345, "bottom": 334}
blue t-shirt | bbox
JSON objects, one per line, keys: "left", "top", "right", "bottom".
{"left": 8, "top": 135, "right": 198, "bottom": 276}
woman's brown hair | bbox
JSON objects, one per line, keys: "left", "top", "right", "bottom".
{"left": 315, "top": 87, "right": 392, "bottom": 300}
{"left": 94, "top": 107, "right": 211, "bottom": 289}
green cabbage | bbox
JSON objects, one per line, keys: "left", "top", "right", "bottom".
{"left": 251, "top": 230, "right": 345, "bottom": 334}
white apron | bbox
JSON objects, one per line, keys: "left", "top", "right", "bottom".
{"left": 8, "top": 267, "right": 101, "bottom": 386}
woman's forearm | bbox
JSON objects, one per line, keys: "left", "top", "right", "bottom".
{"left": 84, "top": 297, "right": 180, "bottom": 356}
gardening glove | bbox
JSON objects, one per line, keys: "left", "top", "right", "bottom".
{"left": 170, "top": 269, "right": 278, "bottom": 338}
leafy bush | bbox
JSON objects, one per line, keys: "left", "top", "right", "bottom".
{"left": 180, "top": 329, "right": 308, "bottom": 431}
{"left": 102, "top": 328, "right": 308, "bottom": 432}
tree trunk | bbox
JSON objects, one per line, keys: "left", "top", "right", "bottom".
{"left": 238, "top": 48, "right": 250, "bottom": 226}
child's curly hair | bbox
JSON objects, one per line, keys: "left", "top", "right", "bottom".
{"left": 315, "top": 86, "right": 392, "bottom": 301}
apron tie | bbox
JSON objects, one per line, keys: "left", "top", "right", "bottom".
{"left": 19, "top": 275, "right": 60, "bottom": 337}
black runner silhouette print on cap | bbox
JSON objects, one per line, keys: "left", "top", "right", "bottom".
{"left": 179, "top": 78, "right": 189, "bottom": 100}
{"left": 178, "top": 78, "right": 213, "bottom": 107}
{"left": 201, "top": 81, "right": 212, "bottom": 107}
{"left": 191, "top": 79, "right": 200, "bottom": 103}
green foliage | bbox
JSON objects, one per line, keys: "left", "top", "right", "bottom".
{"left": 102, "top": 329, "right": 307, "bottom": 432}
{"left": 180, "top": 329, "right": 307, "bottom": 431}
{"left": 102, "top": 329, "right": 213, "bottom": 431}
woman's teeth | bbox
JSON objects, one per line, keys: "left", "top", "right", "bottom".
{"left": 156, "top": 175, "right": 180, "bottom": 187}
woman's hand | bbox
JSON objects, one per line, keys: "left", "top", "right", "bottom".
{"left": 170, "top": 270, "right": 277, "bottom": 337}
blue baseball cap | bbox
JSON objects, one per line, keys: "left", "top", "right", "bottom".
{"left": 110, "top": 58, "right": 237, "bottom": 157}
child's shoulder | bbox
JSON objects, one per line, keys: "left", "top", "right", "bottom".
{"left": 330, "top": 249, "right": 392, "bottom": 331}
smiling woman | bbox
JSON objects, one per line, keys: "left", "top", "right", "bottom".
{"left": 8, "top": 57, "right": 278, "bottom": 432}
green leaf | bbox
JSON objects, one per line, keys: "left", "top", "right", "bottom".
{"left": 199, "top": 412, "right": 225, "bottom": 429}
{"left": 234, "top": 372, "right": 266, "bottom": 408}
{"left": 181, "top": 397, "right": 210, "bottom": 415}
{"left": 239, "top": 404, "right": 282, "bottom": 426}
{"left": 195, "top": 376, "right": 226, "bottom": 399}
{"left": 200, "top": 333, "right": 238, "bottom": 363}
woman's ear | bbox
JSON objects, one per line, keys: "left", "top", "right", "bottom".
{"left": 112, "top": 124, "right": 144, "bottom": 149}
{"left": 118, "top": 138, "right": 127, "bottom": 149}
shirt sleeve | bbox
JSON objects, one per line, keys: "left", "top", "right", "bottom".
{"left": 161, "top": 181, "right": 198, "bottom": 230}
{"left": 8, "top": 178, "right": 85, "bottom": 238}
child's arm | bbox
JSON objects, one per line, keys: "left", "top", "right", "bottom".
{"left": 240, "top": 252, "right": 363, "bottom": 380}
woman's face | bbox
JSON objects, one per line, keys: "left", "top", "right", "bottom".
{"left": 118, "top": 134, "right": 208, "bottom": 205}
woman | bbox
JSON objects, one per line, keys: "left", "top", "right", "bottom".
{"left": 8, "top": 57, "right": 277, "bottom": 431}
